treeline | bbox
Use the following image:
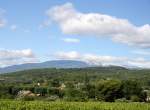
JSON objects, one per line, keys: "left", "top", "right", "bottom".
{"left": 0, "top": 67, "right": 150, "bottom": 102}
{"left": 0, "top": 79, "right": 147, "bottom": 102}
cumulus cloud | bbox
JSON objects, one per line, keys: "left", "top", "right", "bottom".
{"left": 0, "top": 8, "right": 6, "bottom": 28}
{"left": 54, "top": 51, "right": 150, "bottom": 68}
{"left": 47, "top": 3, "right": 150, "bottom": 48}
{"left": 62, "top": 38, "right": 80, "bottom": 43}
{"left": 0, "top": 49, "right": 38, "bottom": 67}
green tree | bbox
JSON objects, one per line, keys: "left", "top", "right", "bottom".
{"left": 122, "top": 80, "right": 142, "bottom": 100}
{"left": 34, "top": 87, "right": 47, "bottom": 96}
{"left": 96, "top": 79, "right": 123, "bottom": 102}
{"left": 65, "top": 88, "right": 87, "bottom": 101}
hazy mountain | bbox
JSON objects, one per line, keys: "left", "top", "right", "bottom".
{"left": 0, "top": 60, "right": 89, "bottom": 73}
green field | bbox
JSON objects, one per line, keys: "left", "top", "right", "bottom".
{"left": 0, "top": 101, "right": 150, "bottom": 110}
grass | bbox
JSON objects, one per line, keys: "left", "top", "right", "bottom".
{"left": 0, "top": 100, "right": 150, "bottom": 110}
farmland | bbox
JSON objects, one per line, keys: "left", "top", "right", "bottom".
{"left": 0, "top": 101, "right": 150, "bottom": 110}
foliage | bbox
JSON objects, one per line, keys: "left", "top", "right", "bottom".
{"left": 96, "top": 79, "right": 123, "bottom": 102}
{"left": 0, "top": 67, "right": 149, "bottom": 102}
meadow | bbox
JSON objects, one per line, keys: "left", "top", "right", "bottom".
{"left": 0, "top": 101, "right": 150, "bottom": 110}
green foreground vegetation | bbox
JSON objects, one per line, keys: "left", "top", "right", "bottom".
{"left": 1, "top": 67, "right": 150, "bottom": 102}
{"left": 1, "top": 67, "right": 150, "bottom": 109}
{"left": 0, "top": 101, "right": 150, "bottom": 110}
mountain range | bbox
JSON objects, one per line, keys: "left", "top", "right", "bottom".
{"left": 0, "top": 60, "right": 90, "bottom": 73}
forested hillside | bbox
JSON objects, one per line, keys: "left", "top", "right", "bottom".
{"left": 0, "top": 66, "right": 150, "bottom": 102}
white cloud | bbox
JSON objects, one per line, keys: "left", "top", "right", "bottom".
{"left": 62, "top": 38, "right": 80, "bottom": 43}
{"left": 0, "top": 19, "right": 6, "bottom": 28}
{"left": 47, "top": 3, "right": 150, "bottom": 48}
{"left": 39, "top": 20, "right": 51, "bottom": 29}
{"left": 54, "top": 51, "right": 150, "bottom": 68}
{"left": 132, "top": 50, "right": 150, "bottom": 56}
{"left": 0, "top": 8, "right": 6, "bottom": 28}
{"left": 55, "top": 51, "right": 80, "bottom": 60}
{"left": 0, "top": 49, "right": 38, "bottom": 67}
{"left": 10, "top": 25, "right": 17, "bottom": 31}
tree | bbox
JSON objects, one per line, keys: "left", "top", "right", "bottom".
{"left": 122, "top": 80, "right": 142, "bottom": 100}
{"left": 64, "top": 88, "right": 87, "bottom": 101}
{"left": 34, "top": 87, "right": 47, "bottom": 96}
{"left": 139, "top": 91, "right": 147, "bottom": 102}
{"left": 51, "top": 79, "right": 60, "bottom": 87}
{"left": 86, "top": 84, "right": 96, "bottom": 99}
{"left": 96, "top": 79, "right": 123, "bottom": 102}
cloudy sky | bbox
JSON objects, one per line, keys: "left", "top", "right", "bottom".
{"left": 0, "top": 0, "right": 150, "bottom": 68}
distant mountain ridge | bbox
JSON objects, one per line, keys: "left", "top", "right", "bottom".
{"left": 0, "top": 60, "right": 90, "bottom": 73}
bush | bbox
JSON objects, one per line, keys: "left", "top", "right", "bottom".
{"left": 0, "top": 94, "right": 14, "bottom": 99}
{"left": 130, "top": 95, "right": 140, "bottom": 102}
{"left": 16, "top": 95, "right": 35, "bottom": 101}
{"left": 115, "top": 98, "right": 130, "bottom": 102}
{"left": 44, "top": 95, "right": 59, "bottom": 101}
{"left": 63, "top": 96, "right": 88, "bottom": 102}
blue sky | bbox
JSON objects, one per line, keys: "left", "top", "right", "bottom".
{"left": 0, "top": 0, "right": 150, "bottom": 68}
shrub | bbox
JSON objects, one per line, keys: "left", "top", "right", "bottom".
{"left": 115, "top": 98, "right": 130, "bottom": 102}
{"left": 130, "top": 95, "right": 140, "bottom": 102}
{"left": 16, "top": 95, "right": 35, "bottom": 101}
{"left": 45, "top": 95, "right": 59, "bottom": 101}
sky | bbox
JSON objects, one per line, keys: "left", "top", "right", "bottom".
{"left": 0, "top": 0, "right": 150, "bottom": 68}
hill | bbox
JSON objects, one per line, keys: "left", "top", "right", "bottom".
{"left": 0, "top": 60, "right": 89, "bottom": 73}
{"left": 0, "top": 66, "right": 149, "bottom": 85}
{"left": 0, "top": 66, "right": 150, "bottom": 102}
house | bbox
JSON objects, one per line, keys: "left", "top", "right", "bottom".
{"left": 18, "top": 90, "right": 40, "bottom": 97}
{"left": 75, "top": 82, "right": 84, "bottom": 89}
{"left": 59, "top": 83, "right": 66, "bottom": 90}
